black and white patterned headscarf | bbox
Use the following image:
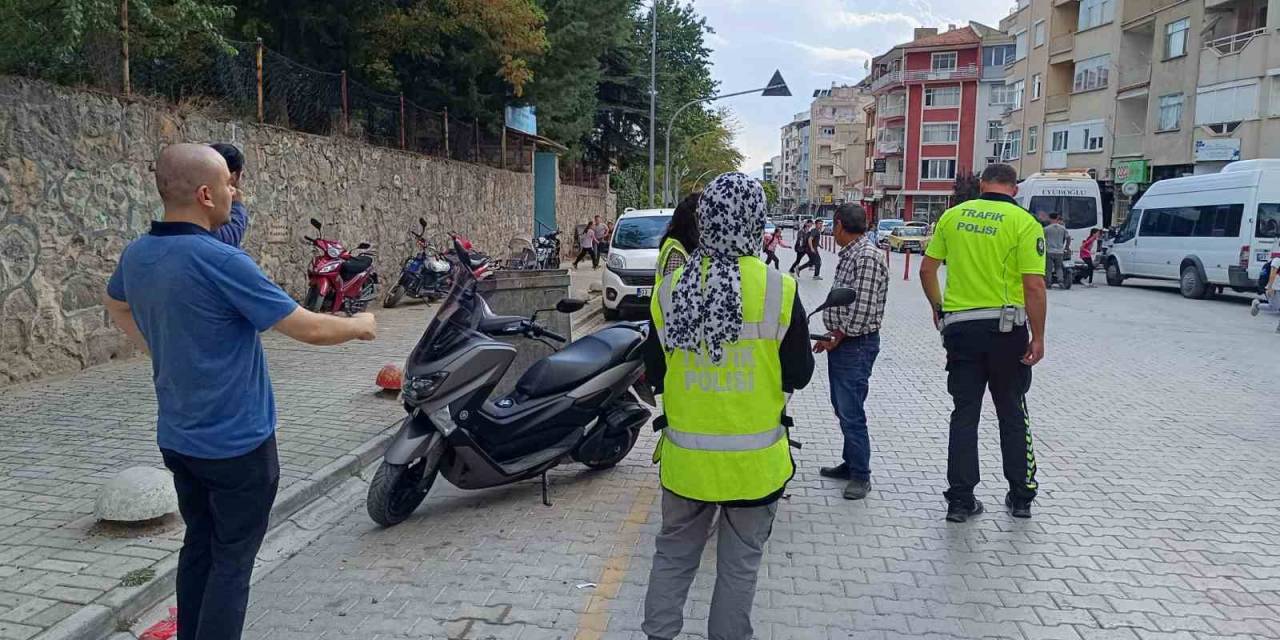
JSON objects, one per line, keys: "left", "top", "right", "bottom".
{"left": 665, "top": 172, "right": 766, "bottom": 364}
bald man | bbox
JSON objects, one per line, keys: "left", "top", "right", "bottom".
{"left": 105, "top": 143, "right": 376, "bottom": 640}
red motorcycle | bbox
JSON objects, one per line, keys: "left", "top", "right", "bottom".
{"left": 302, "top": 218, "right": 379, "bottom": 315}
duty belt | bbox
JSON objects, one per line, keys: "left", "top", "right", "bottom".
{"left": 939, "top": 306, "right": 1026, "bottom": 330}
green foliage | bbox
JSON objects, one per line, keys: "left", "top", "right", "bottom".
{"left": 762, "top": 180, "right": 778, "bottom": 208}
{"left": 953, "top": 170, "right": 981, "bottom": 204}
{"left": 0, "top": 0, "right": 233, "bottom": 85}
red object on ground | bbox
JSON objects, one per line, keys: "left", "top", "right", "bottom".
{"left": 903, "top": 249, "right": 912, "bottom": 281}
{"left": 376, "top": 363, "right": 403, "bottom": 390}
{"left": 139, "top": 607, "right": 178, "bottom": 640}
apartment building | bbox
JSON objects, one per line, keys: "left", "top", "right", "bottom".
{"left": 974, "top": 24, "right": 1017, "bottom": 173}
{"left": 807, "top": 85, "right": 874, "bottom": 212}
{"left": 867, "top": 25, "right": 986, "bottom": 222}
{"left": 1195, "top": 0, "right": 1280, "bottom": 172}
{"left": 779, "top": 112, "right": 810, "bottom": 211}
{"left": 761, "top": 160, "right": 774, "bottom": 184}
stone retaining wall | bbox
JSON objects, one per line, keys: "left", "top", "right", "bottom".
{"left": 0, "top": 77, "right": 613, "bottom": 386}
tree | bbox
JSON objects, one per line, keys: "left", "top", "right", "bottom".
{"left": 762, "top": 181, "right": 778, "bottom": 209}
{"left": 953, "top": 170, "right": 981, "bottom": 204}
{"left": 0, "top": 0, "right": 234, "bottom": 86}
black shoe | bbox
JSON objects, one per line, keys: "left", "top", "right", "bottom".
{"left": 843, "top": 478, "right": 871, "bottom": 500}
{"left": 1006, "top": 495, "right": 1032, "bottom": 518}
{"left": 819, "top": 463, "right": 850, "bottom": 479}
{"left": 945, "top": 499, "right": 984, "bottom": 523}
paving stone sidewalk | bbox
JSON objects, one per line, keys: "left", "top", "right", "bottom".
{"left": 239, "top": 247, "right": 1280, "bottom": 640}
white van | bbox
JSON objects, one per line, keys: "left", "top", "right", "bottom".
{"left": 1016, "top": 171, "right": 1104, "bottom": 268}
{"left": 1105, "top": 160, "right": 1280, "bottom": 298}
{"left": 601, "top": 208, "right": 673, "bottom": 319}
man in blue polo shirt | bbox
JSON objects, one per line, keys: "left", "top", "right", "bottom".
{"left": 104, "top": 144, "right": 377, "bottom": 640}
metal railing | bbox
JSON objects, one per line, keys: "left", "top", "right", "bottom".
{"left": 1205, "top": 27, "right": 1268, "bottom": 55}
{"left": 870, "top": 66, "right": 980, "bottom": 91}
{"left": 1047, "top": 93, "right": 1070, "bottom": 113}
{"left": 1050, "top": 32, "right": 1075, "bottom": 55}
{"left": 878, "top": 101, "right": 906, "bottom": 118}
{"left": 871, "top": 71, "right": 902, "bottom": 92}
{"left": 877, "top": 139, "right": 904, "bottom": 154}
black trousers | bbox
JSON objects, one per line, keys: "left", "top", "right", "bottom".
{"left": 796, "top": 252, "right": 822, "bottom": 277}
{"left": 941, "top": 320, "right": 1038, "bottom": 505}
{"left": 787, "top": 250, "right": 807, "bottom": 273}
{"left": 161, "top": 436, "right": 280, "bottom": 640}
{"left": 764, "top": 249, "right": 780, "bottom": 269}
{"left": 574, "top": 247, "right": 597, "bottom": 268}
{"left": 1082, "top": 256, "right": 1095, "bottom": 283}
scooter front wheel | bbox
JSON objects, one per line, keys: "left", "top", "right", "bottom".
{"left": 383, "top": 284, "right": 405, "bottom": 308}
{"left": 367, "top": 455, "right": 439, "bottom": 527}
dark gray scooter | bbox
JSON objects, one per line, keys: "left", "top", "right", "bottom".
{"left": 367, "top": 241, "right": 654, "bottom": 527}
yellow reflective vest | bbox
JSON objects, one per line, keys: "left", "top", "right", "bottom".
{"left": 650, "top": 257, "right": 795, "bottom": 502}
{"left": 655, "top": 237, "right": 688, "bottom": 289}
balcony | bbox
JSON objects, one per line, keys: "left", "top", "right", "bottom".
{"left": 1050, "top": 32, "right": 1074, "bottom": 56}
{"left": 871, "top": 71, "right": 903, "bottom": 93}
{"left": 877, "top": 139, "right": 905, "bottom": 155}
{"left": 871, "top": 66, "right": 980, "bottom": 92}
{"left": 1200, "top": 28, "right": 1270, "bottom": 86}
{"left": 1118, "top": 63, "right": 1151, "bottom": 91}
{"left": 1205, "top": 27, "right": 1268, "bottom": 55}
{"left": 1122, "top": 0, "right": 1184, "bottom": 25}
{"left": 1113, "top": 133, "right": 1144, "bottom": 157}
{"left": 982, "top": 64, "right": 1007, "bottom": 81}
{"left": 873, "top": 173, "right": 903, "bottom": 188}
{"left": 878, "top": 101, "right": 906, "bottom": 119}
{"left": 1046, "top": 93, "right": 1070, "bottom": 114}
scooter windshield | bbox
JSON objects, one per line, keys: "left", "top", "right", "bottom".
{"left": 405, "top": 242, "right": 483, "bottom": 368}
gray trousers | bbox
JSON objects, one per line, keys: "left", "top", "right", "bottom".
{"left": 642, "top": 489, "right": 778, "bottom": 640}
{"left": 1046, "top": 253, "right": 1067, "bottom": 286}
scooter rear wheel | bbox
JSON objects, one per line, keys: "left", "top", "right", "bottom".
{"left": 579, "top": 425, "right": 641, "bottom": 470}
{"left": 383, "top": 284, "right": 405, "bottom": 308}
{"left": 367, "top": 456, "right": 438, "bottom": 527}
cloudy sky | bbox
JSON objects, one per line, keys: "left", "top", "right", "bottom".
{"left": 691, "top": 0, "right": 1012, "bottom": 175}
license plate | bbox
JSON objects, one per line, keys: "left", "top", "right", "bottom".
{"left": 637, "top": 288, "right": 652, "bottom": 298}
{"left": 1259, "top": 252, "right": 1270, "bottom": 262}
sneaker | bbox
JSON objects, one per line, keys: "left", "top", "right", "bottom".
{"left": 818, "top": 463, "right": 850, "bottom": 479}
{"left": 1252, "top": 299, "right": 1262, "bottom": 317}
{"left": 945, "top": 499, "right": 984, "bottom": 523}
{"left": 843, "top": 478, "right": 871, "bottom": 500}
{"left": 1005, "top": 495, "right": 1032, "bottom": 519}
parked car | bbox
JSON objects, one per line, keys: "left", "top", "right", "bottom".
{"left": 602, "top": 208, "right": 673, "bottom": 320}
{"left": 819, "top": 218, "right": 834, "bottom": 235}
{"left": 886, "top": 225, "right": 931, "bottom": 253}
{"left": 1106, "top": 159, "right": 1280, "bottom": 298}
{"left": 875, "top": 218, "right": 906, "bottom": 248}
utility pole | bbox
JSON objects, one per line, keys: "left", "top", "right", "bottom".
{"left": 648, "top": 0, "right": 658, "bottom": 208}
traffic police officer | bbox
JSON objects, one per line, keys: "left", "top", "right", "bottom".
{"left": 919, "top": 163, "right": 1047, "bottom": 523}
{"left": 655, "top": 192, "right": 700, "bottom": 286}
{"left": 642, "top": 172, "right": 814, "bottom": 640}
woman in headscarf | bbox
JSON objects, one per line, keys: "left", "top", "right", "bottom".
{"left": 656, "top": 192, "right": 700, "bottom": 284}
{"left": 642, "top": 172, "right": 815, "bottom": 640}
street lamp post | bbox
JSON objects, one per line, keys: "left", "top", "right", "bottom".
{"left": 663, "top": 70, "right": 790, "bottom": 206}
{"left": 647, "top": 0, "right": 658, "bottom": 207}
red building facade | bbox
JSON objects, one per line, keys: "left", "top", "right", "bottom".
{"left": 868, "top": 27, "right": 983, "bottom": 222}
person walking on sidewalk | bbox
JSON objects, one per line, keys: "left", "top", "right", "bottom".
{"left": 788, "top": 219, "right": 812, "bottom": 274}
{"left": 1043, "top": 212, "right": 1069, "bottom": 289}
{"left": 209, "top": 143, "right": 249, "bottom": 247}
{"left": 763, "top": 227, "right": 787, "bottom": 269}
{"left": 795, "top": 219, "right": 824, "bottom": 280}
{"left": 815, "top": 204, "right": 888, "bottom": 500}
{"left": 573, "top": 220, "right": 598, "bottom": 269}
{"left": 1250, "top": 250, "right": 1280, "bottom": 333}
{"left": 918, "top": 163, "right": 1047, "bottom": 523}
{"left": 643, "top": 172, "right": 814, "bottom": 640}
{"left": 104, "top": 144, "right": 377, "bottom": 640}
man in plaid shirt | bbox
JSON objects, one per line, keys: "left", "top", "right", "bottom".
{"left": 814, "top": 203, "right": 888, "bottom": 500}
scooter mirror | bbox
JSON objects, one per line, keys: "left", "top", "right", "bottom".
{"left": 810, "top": 287, "right": 855, "bottom": 317}
{"left": 555, "top": 298, "right": 586, "bottom": 314}
{"left": 418, "top": 217, "right": 427, "bottom": 228}
{"left": 356, "top": 242, "right": 371, "bottom": 250}
{"left": 309, "top": 218, "right": 323, "bottom": 231}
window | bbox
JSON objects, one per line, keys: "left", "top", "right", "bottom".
{"left": 987, "top": 119, "right": 1004, "bottom": 142}
{"left": 991, "top": 83, "right": 1018, "bottom": 106}
{"left": 1034, "top": 20, "right": 1047, "bottom": 47}
{"left": 1004, "top": 130, "right": 1022, "bottom": 160}
{"left": 1084, "top": 127, "right": 1104, "bottom": 151}
{"left": 1158, "top": 94, "right": 1184, "bottom": 131}
{"left": 1258, "top": 203, "right": 1280, "bottom": 238}
{"left": 1051, "top": 129, "right": 1069, "bottom": 152}
{"left": 1014, "top": 30, "right": 1028, "bottom": 60}
{"left": 984, "top": 45, "right": 1014, "bottom": 68}
{"left": 921, "top": 159, "right": 957, "bottom": 180}
{"left": 1012, "top": 79, "right": 1026, "bottom": 110}
{"left": 922, "top": 123, "right": 960, "bottom": 143}
{"left": 1032, "top": 73, "right": 1043, "bottom": 100}
{"left": 925, "top": 85, "right": 961, "bottom": 107}
{"left": 913, "top": 195, "right": 951, "bottom": 223}
{"left": 1139, "top": 204, "right": 1244, "bottom": 238}
{"left": 1073, "top": 55, "right": 1111, "bottom": 92}
{"left": 1029, "top": 196, "right": 1098, "bottom": 229}
{"left": 1197, "top": 82, "right": 1260, "bottom": 125}
{"left": 1165, "top": 18, "right": 1189, "bottom": 59}
{"left": 1028, "top": 126, "right": 1039, "bottom": 154}
{"left": 932, "top": 52, "right": 958, "bottom": 71}
{"left": 1079, "top": 0, "right": 1115, "bottom": 31}
{"left": 820, "top": 126, "right": 836, "bottom": 136}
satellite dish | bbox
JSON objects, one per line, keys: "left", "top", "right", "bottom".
{"left": 1122, "top": 182, "right": 1140, "bottom": 197}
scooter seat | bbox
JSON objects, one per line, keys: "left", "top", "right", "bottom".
{"left": 515, "top": 326, "right": 643, "bottom": 398}
{"left": 340, "top": 254, "right": 373, "bottom": 280}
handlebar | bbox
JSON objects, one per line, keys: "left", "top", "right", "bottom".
{"left": 528, "top": 322, "right": 568, "bottom": 343}
{"left": 810, "top": 333, "right": 834, "bottom": 342}
{"left": 303, "top": 236, "right": 316, "bottom": 243}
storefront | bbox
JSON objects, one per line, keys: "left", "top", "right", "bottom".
{"left": 1111, "top": 159, "right": 1149, "bottom": 227}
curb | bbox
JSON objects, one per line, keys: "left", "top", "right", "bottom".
{"left": 32, "top": 426, "right": 400, "bottom": 640}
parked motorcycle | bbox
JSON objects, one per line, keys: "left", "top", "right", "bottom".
{"left": 384, "top": 217, "right": 453, "bottom": 308}
{"left": 302, "top": 218, "right": 378, "bottom": 314}
{"left": 446, "top": 232, "right": 495, "bottom": 279}
{"left": 366, "top": 239, "right": 653, "bottom": 527}
{"left": 534, "top": 230, "right": 562, "bottom": 269}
